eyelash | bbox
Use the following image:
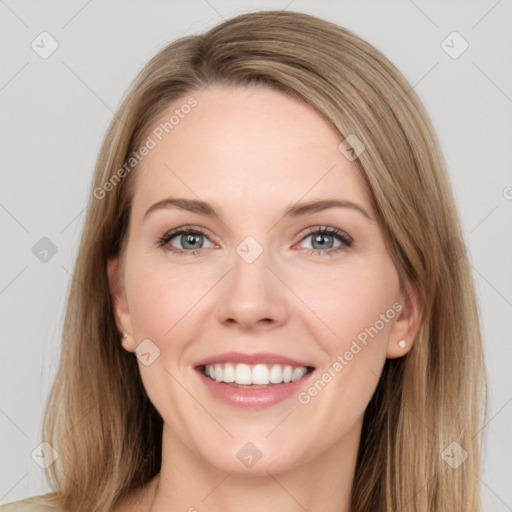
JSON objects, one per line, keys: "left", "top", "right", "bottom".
{"left": 155, "top": 225, "right": 353, "bottom": 257}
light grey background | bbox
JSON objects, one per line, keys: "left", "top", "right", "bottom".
{"left": 1, "top": 0, "right": 511, "bottom": 509}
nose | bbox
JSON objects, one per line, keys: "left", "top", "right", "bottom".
{"left": 216, "top": 244, "right": 289, "bottom": 331}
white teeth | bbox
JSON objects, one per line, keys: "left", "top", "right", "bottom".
{"left": 203, "top": 362, "right": 310, "bottom": 385}
{"left": 223, "top": 363, "right": 235, "bottom": 383}
{"left": 283, "top": 365, "right": 293, "bottom": 383}
{"left": 291, "top": 367, "right": 307, "bottom": 381}
{"left": 214, "top": 364, "right": 223, "bottom": 382}
{"left": 269, "top": 364, "right": 283, "bottom": 384}
{"left": 252, "top": 364, "right": 270, "bottom": 385}
{"left": 235, "top": 363, "right": 252, "bottom": 384}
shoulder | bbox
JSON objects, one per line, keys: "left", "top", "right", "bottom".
{"left": 0, "top": 494, "right": 61, "bottom": 512}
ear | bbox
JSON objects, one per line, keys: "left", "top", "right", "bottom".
{"left": 107, "top": 257, "right": 136, "bottom": 353}
{"left": 386, "top": 281, "right": 421, "bottom": 359}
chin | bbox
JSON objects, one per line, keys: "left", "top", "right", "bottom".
{"left": 194, "top": 436, "right": 309, "bottom": 476}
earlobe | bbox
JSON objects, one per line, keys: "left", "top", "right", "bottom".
{"left": 107, "top": 257, "right": 135, "bottom": 352}
{"left": 386, "top": 282, "right": 421, "bottom": 359}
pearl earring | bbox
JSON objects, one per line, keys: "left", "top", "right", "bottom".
{"left": 398, "top": 339, "right": 406, "bottom": 348}
{"left": 120, "top": 332, "right": 136, "bottom": 355}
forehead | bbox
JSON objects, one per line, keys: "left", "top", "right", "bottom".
{"left": 130, "top": 85, "right": 371, "bottom": 220}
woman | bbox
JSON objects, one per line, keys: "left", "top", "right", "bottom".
{"left": 1, "top": 9, "right": 487, "bottom": 512}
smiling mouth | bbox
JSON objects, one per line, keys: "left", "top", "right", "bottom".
{"left": 198, "top": 362, "right": 315, "bottom": 387}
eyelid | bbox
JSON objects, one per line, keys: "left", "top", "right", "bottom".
{"left": 298, "top": 225, "right": 352, "bottom": 243}
{"left": 156, "top": 225, "right": 215, "bottom": 249}
{"left": 294, "top": 226, "right": 353, "bottom": 255}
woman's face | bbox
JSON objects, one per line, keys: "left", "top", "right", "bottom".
{"left": 109, "top": 84, "right": 417, "bottom": 475}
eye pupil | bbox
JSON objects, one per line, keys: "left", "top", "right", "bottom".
{"left": 312, "top": 233, "right": 333, "bottom": 249}
{"left": 182, "top": 233, "right": 202, "bottom": 249}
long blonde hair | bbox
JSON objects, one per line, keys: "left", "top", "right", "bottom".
{"left": 42, "top": 10, "right": 487, "bottom": 511}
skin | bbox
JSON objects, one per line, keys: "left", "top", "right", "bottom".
{"left": 108, "top": 84, "right": 420, "bottom": 512}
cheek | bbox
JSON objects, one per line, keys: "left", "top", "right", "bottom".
{"left": 127, "top": 272, "right": 172, "bottom": 339}
{"left": 123, "top": 259, "right": 200, "bottom": 425}
{"left": 291, "top": 263, "right": 399, "bottom": 448}
{"left": 124, "top": 254, "right": 208, "bottom": 341}
{"left": 296, "top": 259, "right": 399, "bottom": 356}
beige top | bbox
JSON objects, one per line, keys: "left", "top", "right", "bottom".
{"left": 0, "top": 495, "right": 59, "bottom": 512}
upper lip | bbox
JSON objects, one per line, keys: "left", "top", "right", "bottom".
{"left": 194, "top": 352, "right": 314, "bottom": 368}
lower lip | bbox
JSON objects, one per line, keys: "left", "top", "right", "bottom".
{"left": 197, "top": 368, "right": 315, "bottom": 409}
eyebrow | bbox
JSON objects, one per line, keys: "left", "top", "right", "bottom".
{"left": 143, "top": 197, "right": 373, "bottom": 222}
